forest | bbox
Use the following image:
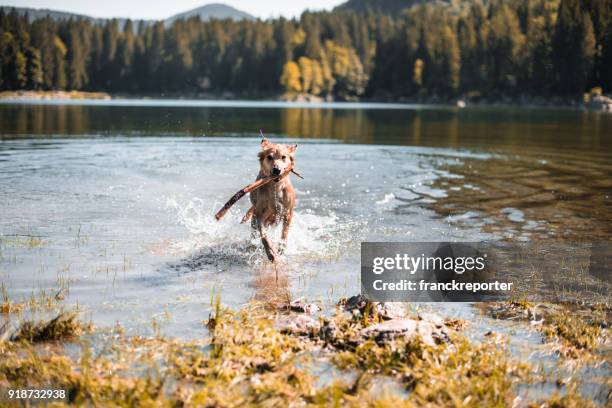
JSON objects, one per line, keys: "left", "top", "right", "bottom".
{"left": 0, "top": 0, "right": 610, "bottom": 101}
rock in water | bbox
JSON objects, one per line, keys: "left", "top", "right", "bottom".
{"left": 418, "top": 312, "right": 445, "bottom": 327}
{"left": 289, "top": 299, "right": 322, "bottom": 314}
{"left": 361, "top": 319, "right": 418, "bottom": 342}
{"left": 360, "top": 318, "right": 450, "bottom": 346}
{"left": 275, "top": 314, "right": 320, "bottom": 335}
{"left": 377, "top": 302, "right": 406, "bottom": 320}
{"left": 339, "top": 295, "right": 407, "bottom": 320}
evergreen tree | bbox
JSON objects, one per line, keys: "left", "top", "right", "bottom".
{"left": 487, "top": 2, "right": 525, "bottom": 91}
{"left": 26, "top": 46, "right": 43, "bottom": 89}
{"left": 66, "top": 23, "right": 89, "bottom": 89}
{"left": 52, "top": 35, "right": 67, "bottom": 89}
{"left": 302, "top": 14, "right": 323, "bottom": 59}
{"left": 553, "top": 0, "right": 594, "bottom": 94}
{"left": 116, "top": 20, "right": 135, "bottom": 90}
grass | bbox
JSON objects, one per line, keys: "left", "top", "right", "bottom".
{"left": 0, "top": 299, "right": 607, "bottom": 406}
{"left": 1, "top": 276, "right": 71, "bottom": 315}
{"left": 0, "top": 234, "right": 48, "bottom": 249}
{"left": 526, "top": 383, "right": 599, "bottom": 408}
{"left": 0, "top": 283, "right": 24, "bottom": 315}
{"left": 10, "top": 311, "right": 93, "bottom": 343}
{"left": 482, "top": 300, "right": 609, "bottom": 361}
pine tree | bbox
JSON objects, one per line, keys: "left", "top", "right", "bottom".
{"left": 67, "top": 24, "right": 88, "bottom": 89}
{"left": 487, "top": 3, "right": 525, "bottom": 91}
{"left": 580, "top": 12, "right": 596, "bottom": 90}
{"left": 26, "top": 46, "right": 43, "bottom": 89}
{"left": 302, "top": 14, "right": 323, "bottom": 59}
{"left": 553, "top": 0, "right": 595, "bottom": 94}
{"left": 441, "top": 26, "right": 461, "bottom": 92}
{"left": 117, "top": 20, "right": 135, "bottom": 90}
{"left": 52, "top": 35, "right": 67, "bottom": 89}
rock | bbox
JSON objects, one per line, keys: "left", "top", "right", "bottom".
{"left": 586, "top": 94, "right": 612, "bottom": 112}
{"left": 376, "top": 302, "right": 407, "bottom": 320}
{"left": 418, "top": 312, "right": 445, "bottom": 327}
{"left": 360, "top": 318, "right": 450, "bottom": 346}
{"left": 360, "top": 319, "right": 418, "bottom": 342}
{"left": 275, "top": 314, "right": 320, "bottom": 335}
{"left": 339, "top": 295, "right": 406, "bottom": 320}
{"left": 417, "top": 320, "right": 451, "bottom": 346}
{"left": 341, "top": 294, "right": 369, "bottom": 312}
{"left": 289, "top": 300, "right": 321, "bottom": 314}
{"left": 320, "top": 319, "right": 340, "bottom": 343}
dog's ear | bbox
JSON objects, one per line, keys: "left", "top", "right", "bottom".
{"left": 261, "top": 138, "right": 272, "bottom": 149}
{"left": 287, "top": 144, "right": 298, "bottom": 153}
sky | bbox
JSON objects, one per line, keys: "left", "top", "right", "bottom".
{"left": 0, "top": 0, "right": 347, "bottom": 19}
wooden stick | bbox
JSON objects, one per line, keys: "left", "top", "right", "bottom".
{"left": 214, "top": 165, "right": 295, "bottom": 221}
{"left": 291, "top": 169, "right": 304, "bottom": 179}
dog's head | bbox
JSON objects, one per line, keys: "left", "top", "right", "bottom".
{"left": 258, "top": 138, "right": 297, "bottom": 177}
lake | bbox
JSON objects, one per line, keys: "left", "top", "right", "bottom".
{"left": 0, "top": 101, "right": 611, "bottom": 401}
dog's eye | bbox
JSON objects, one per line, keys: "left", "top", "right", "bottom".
{"left": 282, "top": 155, "right": 286, "bottom": 160}
{"left": 267, "top": 155, "right": 273, "bottom": 161}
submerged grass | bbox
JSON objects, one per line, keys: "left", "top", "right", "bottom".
{"left": 483, "top": 300, "right": 609, "bottom": 359}
{"left": 10, "top": 311, "right": 93, "bottom": 343}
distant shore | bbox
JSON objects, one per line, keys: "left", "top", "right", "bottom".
{"left": 1, "top": 89, "right": 611, "bottom": 112}
{"left": 0, "top": 90, "right": 111, "bottom": 101}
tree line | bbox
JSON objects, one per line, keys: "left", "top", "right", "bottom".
{"left": 1, "top": 0, "right": 610, "bottom": 100}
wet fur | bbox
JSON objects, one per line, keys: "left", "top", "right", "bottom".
{"left": 244, "top": 138, "right": 297, "bottom": 262}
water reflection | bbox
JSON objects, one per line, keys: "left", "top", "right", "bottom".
{"left": 2, "top": 102, "right": 611, "bottom": 244}
{"left": 1, "top": 103, "right": 611, "bottom": 159}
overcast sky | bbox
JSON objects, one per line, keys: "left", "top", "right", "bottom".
{"left": 0, "top": 0, "right": 346, "bottom": 19}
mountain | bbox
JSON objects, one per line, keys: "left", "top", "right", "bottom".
{"left": 334, "top": 0, "right": 450, "bottom": 15}
{"left": 0, "top": 6, "right": 95, "bottom": 22}
{"left": 0, "top": 3, "right": 254, "bottom": 26}
{"left": 165, "top": 3, "right": 255, "bottom": 26}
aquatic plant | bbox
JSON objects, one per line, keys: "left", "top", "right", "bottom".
{"left": 483, "top": 300, "right": 609, "bottom": 359}
{"left": 10, "top": 312, "right": 92, "bottom": 343}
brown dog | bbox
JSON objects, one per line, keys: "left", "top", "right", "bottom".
{"left": 242, "top": 138, "right": 297, "bottom": 262}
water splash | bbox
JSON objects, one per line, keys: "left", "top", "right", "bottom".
{"left": 165, "top": 197, "right": 365, "bottom": 269}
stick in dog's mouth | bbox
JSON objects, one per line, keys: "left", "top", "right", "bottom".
{"left": 214, "top": 164, "right": 299, "bottom": 221}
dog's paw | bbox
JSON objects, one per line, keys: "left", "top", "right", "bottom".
{"left": 265, "top": 247, "right": 277, "bottom": 262}
{"left": 262, "top": 239, "right": 278, "bottom": 262}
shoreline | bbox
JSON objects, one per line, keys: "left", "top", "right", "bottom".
{"left": 1, "top": 89, "right": 611, "bottom": 112}
{"left": 0, "top": 295, "right": 608, "bottom": 406}
{"left": 0, "top": 90, "right": 111, "bottom": 101}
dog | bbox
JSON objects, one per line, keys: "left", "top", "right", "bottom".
{"left": 242, "top": 138, "right": 297, "bottom": 262}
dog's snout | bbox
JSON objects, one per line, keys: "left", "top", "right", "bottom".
{"left": 272, "top": 167, "right": 281, "bottom": 176}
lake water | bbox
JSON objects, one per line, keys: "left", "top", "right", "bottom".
{"left": 0, "top": 101, "right": 610, "bottom": 377}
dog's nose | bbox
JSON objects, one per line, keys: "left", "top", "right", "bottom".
{"left": 272, "top": 168, "right": 281, "bottom": 176}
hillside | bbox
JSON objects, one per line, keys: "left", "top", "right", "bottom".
{"left": 0, "top": 3, "right": 254, "bottom": 26}
{"left": 165, "top": 3, "right": 254, "bottom": 26}
{"left": 0, "top": 6, "right": 95, "bottom": 22}
{"left": 335, "top": 0, "right": 451, "bottom": 14}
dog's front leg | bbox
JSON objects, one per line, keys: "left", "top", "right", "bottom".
{"left": 256, "top": 219, "right": 277, "bottom": 262}
{"left": 279, "top": 207, "right": 294, "bottom": 255}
